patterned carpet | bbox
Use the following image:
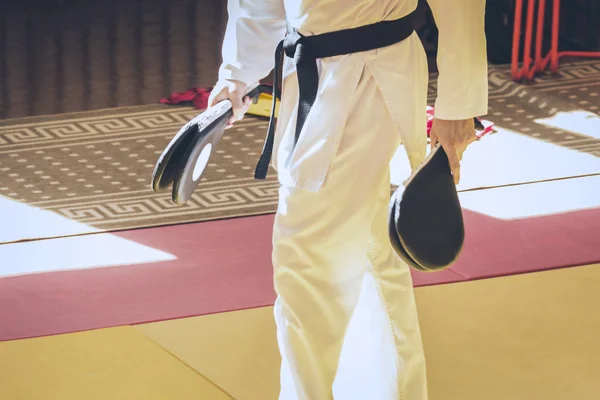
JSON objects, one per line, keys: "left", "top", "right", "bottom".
{"left": 0, "top": 106, "right": 277, "bottom": 237}
{"left": 1, "top": 60, "right": 599, "bottom": 243}
{"left": 484, "top": 60, "right": 600, "bottom": 154}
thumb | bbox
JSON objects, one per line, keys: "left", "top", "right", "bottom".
{"left": 208, "top": 85, "right": 228, "bottom": 108}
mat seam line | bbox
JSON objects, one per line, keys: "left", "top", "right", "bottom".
{"left": 2, "top": 173, "right": 599, "bottom": 246}
{"left": 0, "top": 209, "right": 277, "bottom": 246}
{"left": 133, "top": 326, "right": 238, "bottom": 400}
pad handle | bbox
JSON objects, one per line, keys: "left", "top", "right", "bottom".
{"left": 474, "top": 117, "right": 484, "bottom": 131}
{"left": 219, "top": 84, "right": 274, "bottom": 120}
{"left": 244, "top": 84, "right": 274, "bottom": 100}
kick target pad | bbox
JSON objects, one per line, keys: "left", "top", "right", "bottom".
{"left": 151, "top": 84, "right": 272, "bottom": 205}
{"left": 388, "top": 143, "right": 465, "bottom": 272}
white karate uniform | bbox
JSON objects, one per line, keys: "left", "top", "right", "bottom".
{"left": 217, "top": 1, "right": 488, "bottom": 398}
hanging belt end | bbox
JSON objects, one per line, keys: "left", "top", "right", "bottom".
{"left": 254, "top": 157, "right": 270, "bottom": 180}
{"left": 254, "top": 169, "right": 268, "bottom": 180}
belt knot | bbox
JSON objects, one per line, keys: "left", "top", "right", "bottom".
{"left": 283, "top": 30, "right": 306, "bottom": 59}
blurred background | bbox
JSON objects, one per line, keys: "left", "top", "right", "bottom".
{"left": 2, "top": 0, "right": 598, "bottom": 119}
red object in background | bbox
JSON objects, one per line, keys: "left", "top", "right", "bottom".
{"left": 160, "top": 88, "right": 211, "bottom": 109}
{"left": 512, "top": 0, "right": 600, "bottom": 82}
{"left": 426, "top": 106, "right": 495, "bottom": 139}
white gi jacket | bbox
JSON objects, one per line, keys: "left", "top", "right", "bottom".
{"left": 218, "top": 0, "right": 489, "bottom": 191}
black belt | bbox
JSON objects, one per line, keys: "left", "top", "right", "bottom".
{"left": 254, "top": 11, "right": 417, "bottom": 179}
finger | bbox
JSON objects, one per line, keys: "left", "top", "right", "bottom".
{"left": 458, "top": 135, "right": 476, "bottom": 161}
{"left": 231, "top": 95, "right": 255, "bottom": 125}
{"left": 446, "top": 147, "right": 462, "bottom": 185}
{"left": 429, "top": 130, "right": 437, "bottom": 151}
{"left": 228, "top": 113, "right": 237, "bottom": 127}
{"left": 229, "top": 94, "right": 246, "bottom": 122}
{"left": 241, "top": 96, "right": 253, "bottom": 115}
{"left": 463, "top": 122, "right": 477, "bottom": 149}
{"left": 465, "top": 133, "right": 477, "bottom": 149}
{"left": 455, "top": 145, "right": 465, "bottom": 163}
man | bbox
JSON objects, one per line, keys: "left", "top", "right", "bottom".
{"left": 209, "top": 0, "right": 488, "bottom": 398}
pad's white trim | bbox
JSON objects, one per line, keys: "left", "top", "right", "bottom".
{"left": 402, "top": 143, "right": 442, "bottom": 187}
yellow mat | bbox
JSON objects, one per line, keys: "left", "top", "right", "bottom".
{"left": 138, "top": 264, "right": 600, "bottom": 400}
{"left": 0, "top": 326, "right": 232, "bottom": 400}
{"left": 419, "top": 263, "right": 600, "bottom": 400}
{"left": 139, "top": 307, "right": 281, "bottom": 400}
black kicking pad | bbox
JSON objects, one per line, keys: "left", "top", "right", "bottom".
{"left": 151, "top": 84, "right": 272, "bottom": 204}
{"left": 151, "top": 123, "right": 197, "bottom": 192}
{"left": 388, "top": 143, "right": 465, "bottom": 272}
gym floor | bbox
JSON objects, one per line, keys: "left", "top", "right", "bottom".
{"left": 1, "top": 1, "right": 600, "bottom": 399}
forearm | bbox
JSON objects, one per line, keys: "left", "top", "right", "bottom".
{"left": 427, "top": 0, "right": 489, "bottom": 120}
{"left": 219, "top": 0, "right": 287, "bottom": 85}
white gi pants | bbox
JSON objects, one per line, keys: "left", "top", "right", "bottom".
{"left": 272, "top": 60, "right": 429, "bottom": 399}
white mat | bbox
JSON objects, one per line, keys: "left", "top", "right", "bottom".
{"left": 390, "top": 127, "right": 600, "bottom": 190}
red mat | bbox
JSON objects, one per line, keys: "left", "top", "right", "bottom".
{"left": 1, "top": 208, "right": 599, "bottom": 341}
